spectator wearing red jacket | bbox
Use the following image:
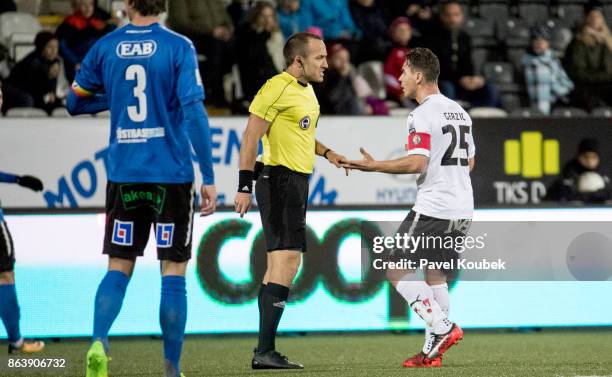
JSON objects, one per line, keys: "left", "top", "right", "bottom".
{"left": 56, "top": 0, "right": 115, "bottom": 82}
{"left": 384, "top": 17, "right": 414, "bottom": 104}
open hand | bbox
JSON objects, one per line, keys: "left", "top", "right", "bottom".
{"left": 341, "top": 148, "right": 378, "bottom": 172}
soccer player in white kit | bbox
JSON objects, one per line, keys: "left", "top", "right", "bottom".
{"left": 344, "top": 47, "right": 475, "bottom": 367}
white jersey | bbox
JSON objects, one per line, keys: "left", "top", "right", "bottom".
{"left": 406, "top": 94, "right": 475, "bottom": 219}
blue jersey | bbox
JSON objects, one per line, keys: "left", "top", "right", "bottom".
{"left": 75, "top": 23, "right": 205, "bottom": 183}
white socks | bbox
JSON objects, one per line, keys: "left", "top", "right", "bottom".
{"left": 395, "top": 280, "right": 452, "bottom": 336}
{"left": 423, "top": 283, "right": 450, "bottom": 353}
{"left": 431, "top": 283, "right": 449, "bottom": 316}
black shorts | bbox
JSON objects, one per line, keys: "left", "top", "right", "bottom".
{"left": 392, "top": 211, "right": 471, "bottom": 276}
{"left": 255, "top": 165, "right": 309, "bottom": 252}
{"left": 103, "top": 181, "right": 195, "bottom": 262}
{"left": 0, "top": 219, "right": 15, "bottom": 273}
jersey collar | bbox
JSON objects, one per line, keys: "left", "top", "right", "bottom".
{"left": 282, "top": 71, "right": 308, "bottom": 88}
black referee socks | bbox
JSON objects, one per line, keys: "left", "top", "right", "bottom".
{"left": 257, "top": 283, "right": 290, "bottom": 353}
{"left": 257, "top": 284, "right": 266, "bottom": 329}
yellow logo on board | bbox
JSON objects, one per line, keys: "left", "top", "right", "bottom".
{"left": 504, "top": 131, "right": 560, "bottom": 178}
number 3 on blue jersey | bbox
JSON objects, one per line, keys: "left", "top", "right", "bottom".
{"left": 126, "top": 64, "right": 147, "bottom": 122}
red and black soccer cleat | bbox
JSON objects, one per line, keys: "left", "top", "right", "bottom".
{"left": 427, "top": 323, "right": 464, "bottom": 359}
{"left": 402, "top": 352, "right": 442, "bottom": 368}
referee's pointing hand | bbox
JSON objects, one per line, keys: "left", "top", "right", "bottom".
{"left": 235, "top": 192, "right": 252, "bottom": 218}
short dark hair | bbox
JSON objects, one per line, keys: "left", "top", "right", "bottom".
{"left": 128, "top": 0, "right": 167, "bottom": 16}
{"left": 283, "top": 32, "right": 323, "bottom": 68}
{"left": 405, "top": 47, "right": 440, "bottom": 83}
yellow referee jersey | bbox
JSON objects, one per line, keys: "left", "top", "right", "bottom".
{"left": 249, "top": 71, "right": 320, "bottom": 174}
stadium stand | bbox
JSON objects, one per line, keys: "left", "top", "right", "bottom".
{"left": 0, "top": 11, "right": 41, "bottom": 61}
{"left": 0, "top": 0, "right": 610, "bottom": 117}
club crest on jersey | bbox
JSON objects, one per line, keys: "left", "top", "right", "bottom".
{"left": 116, "top": 40, "right": 157, "bottom": 58}
{"left": 412, "top": 134, "right": 422, "bottom": 145}
{"left": 156, "top": 223, "right": 175, "bottom": 248}
{"left": 299, "top": 115, "right": 311, "bottom": 130}
{"left": 112, "top": 220, "right": 133, "bottom": 246}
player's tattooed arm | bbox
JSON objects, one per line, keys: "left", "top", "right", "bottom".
{"left": 343, "top": 148, "right": 428, "bottom": 174}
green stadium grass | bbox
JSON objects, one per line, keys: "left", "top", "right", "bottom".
{"left": 2, "top": 330, "right": 611, "bottom": 376}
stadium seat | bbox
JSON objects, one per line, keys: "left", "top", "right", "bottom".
{"left": 51, "top": 107, "right": 70, "bottom": 117}
{"left": 553, "top": 4, "right": 585, "bottom": 28}
{"left": 484, "top": 61, "right": 521, "bottom": 93}
{"left": 471, "top": 48, "right": 490, "bottom": 75}
{"left": 591, "top": 107, "right": 612, "bottom": 118}
{"left": 498, "top": 18, "right": 530, "bottom": 48}
{"left": 465, "top": 17, "right": 496, "bottom": 39}
{"left": 0, "top": 12, "right": 42, "bottom": 60}
{"left": 483, "top": 62, "right": 514, "bottom": 84}
{"left": 518, "top": 4, "right": 550, "bottom": 25}
{"left": 510, "top": 107, "right": 545, "bottom": 117}
{"left": 501, "top": 93, "right": 523, "bottom": 112}
{"left": 468, "top": 107, "right": 508, "bottom": 118}
{"left": 605, "top": 5, "right": 612, "bottom": 20}
{"left": 357, "top": 61, "right": 386, "bottom": 100}
{"left": 15, "top": 0, "right": 43, "bottom": 15}
{"left": 551, "top": 107, "right": 589, "bottom": 118}
{"left": 478, "top": 4, "right": 510, "bottom": 23}
{"left": 506, "top": 47, "right": 527, "bottom": 71}
{"left": 5, "top": 107, "right": 47, "bottom": 117}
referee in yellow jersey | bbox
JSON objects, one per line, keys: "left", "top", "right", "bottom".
{"left": 235, "top": 32, "right": 348, "bottom": 369}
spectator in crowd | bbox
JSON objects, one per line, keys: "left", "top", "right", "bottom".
{"left": 546, "top": 138, "right": 611, "bottom": 203}
{"left": 565, "top": 3, "right": 612, "bottom": 112}
{"left": 425, "top": 1, "right": 500, "bottom": 108}
{"left": 0, "top": 80, "right": 34, "bottom": 114}
{"left": 349, "top": 0, "right": 390, "bottom": 62}
{"left": 227, "top": 0, "right": 256, "bottom": 27}
{"left": 316, "top": 44, "right": 388, "bottom": 115}
{"left": 301, "top": 0, "right": 360, "bottom": 40}
{"left": 522, "top": 25, "right": 574, "bottom": 115}
{"left": 56, "top": 0, "right": 115, "bottom": 82}
{"left": 6, "top": 32, "right": 64, "bottom": 114}
{"left": 277, "top": 0, "right": 313, "bottom": 39}
{"left": 167, "top": 0, "right": 234, "bottom": 107}
{"left": 0, "top": 0, "right": 16, "bottom": 14}
{"left": 381, "top": 0, "right": 432, "bottom": 33}
{"left": 384, "top": 17, "right": 415, "bottom": 105}
{"left": 235, "top": 1, "right": 284, "bottom": 103}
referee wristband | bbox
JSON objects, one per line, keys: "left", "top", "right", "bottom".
{"left": 238, "top": 170, "right": 254, "bottom": 193}
{"left": 323, "top": 149, "right": 332, "bottom": 160}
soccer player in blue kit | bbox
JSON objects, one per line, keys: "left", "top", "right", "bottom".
{"left": 0, "top": 166, "right": 45, "bottom": 354}
{"left": 66, "top": 1, "right": 216, "bottom": 376}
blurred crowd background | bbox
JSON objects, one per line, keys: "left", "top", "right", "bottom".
{"left": 0, "top": 0, "right": 610, "bottom": 118}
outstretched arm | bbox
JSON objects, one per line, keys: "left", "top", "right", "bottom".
{"left": 0, "top": 172, "right": 18, "bottom": 183}
{"left": 0, "top": 171, "right": 43, "bottom": 191}
{"left": 343, "top": 148, "right": 429, "bottom": 174}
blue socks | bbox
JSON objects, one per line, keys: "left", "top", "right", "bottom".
{"left": 0, "top": 284, "right": 21, "bottom": 344}
{"left": 92, "top": 270, "right": 129, "bottom": 351}
{"left": 160, "top": 275, "right": 187, "bottom": 376}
